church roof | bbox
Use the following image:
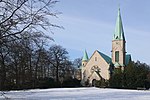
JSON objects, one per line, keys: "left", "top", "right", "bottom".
{"left": 82, "top": 50, "right": 89, "bottom": 61}
{"left": 97, "top": 51, "right": 131, "bottom": 67}
{"left": 97, "top": 51, "right": 112, "bottom": 64}
{"left": 114, "top": 62, "right": 121, "bottom": 67}
{"left": 114, "top": 54, "right": 131, "bottom": 67}
{"left": 125, "top": 54, "right": 131, "bottom": 65}
{"left": 113, "top": 8, "right": 125, "bottom": 41}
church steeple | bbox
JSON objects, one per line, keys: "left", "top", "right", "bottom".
{"left": 82, "top": 50, "right": 89, "bottom": 61}
{"left": 112, "top": 8, "right": 126, "bottom": 68}
{"left": 113, "top": 8, "right": 125, "bottom": 41}
{"left": 82, "top": 50, "right": 89, "bottom": 67}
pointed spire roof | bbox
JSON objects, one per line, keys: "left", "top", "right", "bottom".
{"left": 82, "top": 50, "right": 89, "bottom": 61}
{"left": 113, "top": 8, "right": 125, "bottom": 40}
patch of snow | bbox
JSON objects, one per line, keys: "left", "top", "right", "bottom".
{"left": 0, "top": 87, "right": 150, "bottom": 100}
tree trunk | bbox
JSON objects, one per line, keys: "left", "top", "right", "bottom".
{"left": 0, "top": 56, "right": 6, "bottom": 90}
{"left": 56, "top": 65, "right": 59, "bottom": 82}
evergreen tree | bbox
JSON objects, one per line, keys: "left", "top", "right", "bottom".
{"left": 109, "top": 68, "right": 123, "bottom": 88}
{"left": 109, "top": 61, "right": 150, "bottom": 89}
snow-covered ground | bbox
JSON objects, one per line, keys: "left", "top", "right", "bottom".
{"left": 0, "top": 87, "right": 150, "bottom": 100}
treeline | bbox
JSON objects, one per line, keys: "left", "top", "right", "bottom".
{"left": 0, "top": 0, "right": 82, "bottom": 90}
{"left": 109, "top": 61, "right": 150, "bottom": 89}
{"left": 0, "top": 41, "right": 80, "bottom": 90}
{"left": 95, "top": 61, "right": 150, "bottom": 89}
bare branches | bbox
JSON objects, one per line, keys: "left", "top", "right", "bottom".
{"left": 0, "top": 0, "right": 63, "bottom": 90}
{"left": 0, "top": 0, "right": 28, "bottom": 25}
{"left": 1, "top": 22, "right": 33, "bottom": 39}
{"left": 48, "top": 45, "right": 69, "bottom": 82}
{"left": 0, "top": 0, "right": 62, "bottom": 44}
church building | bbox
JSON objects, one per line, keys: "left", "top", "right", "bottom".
{"left": 81, "top": 8, "right": 131, "bottom": 86}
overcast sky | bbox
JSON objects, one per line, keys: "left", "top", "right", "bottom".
{"left": 49, "top": 0, "right": 150, "bottom": 64}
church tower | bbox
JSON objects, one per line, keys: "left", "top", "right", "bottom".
{"left": 82, "top": 50, "right": 89, "bottom": 67}
{"left": 112, "top": 8, "right": 126, "bottom": 68}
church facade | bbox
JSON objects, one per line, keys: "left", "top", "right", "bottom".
{"left": 81, "top": 9, "right": 131, "bottom": 86}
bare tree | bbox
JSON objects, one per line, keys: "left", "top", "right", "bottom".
{"left": 73, "top": 58, "right": 82, "bottom": 68}
{"left": 48, "top": 45, "right": 68, "bottom": 82}
{"left": 0, "top": 0, "right": 62, "bottom": 90}
{"left": 0, "top": 0, "right": 62, "bottom": 44}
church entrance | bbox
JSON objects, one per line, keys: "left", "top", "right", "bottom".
{"left": 92, "top": 79, "right": 96, "bottom": 87}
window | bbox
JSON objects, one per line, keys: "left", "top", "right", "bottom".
{"left": 116, "top": 36, "right": 118, "bottom": 39}
{"left": 95, "top": 57, "right": 97, "bottom": 61}
{"left": 115, "top": 51, "right": 119, "bottom": 62}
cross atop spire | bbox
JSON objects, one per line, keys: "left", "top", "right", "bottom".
{"left": 113, "top": 8, "right": 125, "bottom": 41}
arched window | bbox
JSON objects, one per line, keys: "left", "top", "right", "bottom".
{"left": 115, "top": 51, "right": 119, "bottom": 62}
{"left": 95, "top": 57, "right": 97, "bottom": 61}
